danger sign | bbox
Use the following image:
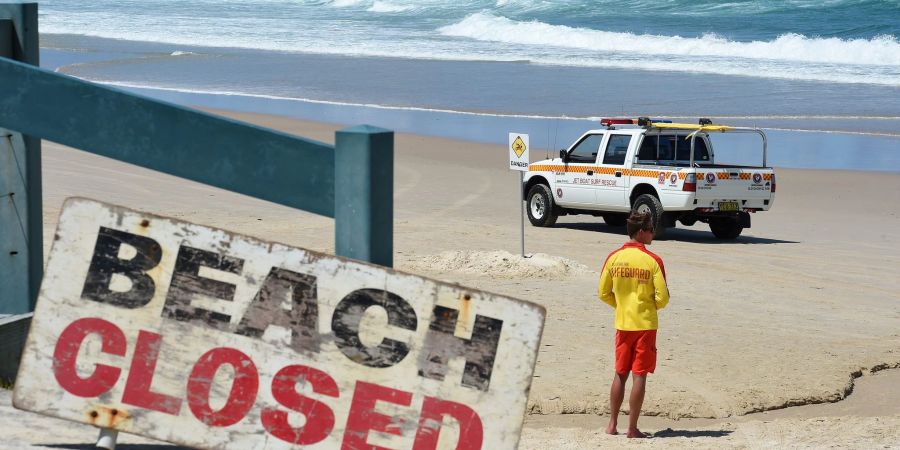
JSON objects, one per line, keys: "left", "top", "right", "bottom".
{"left": 14, "top": 198, "right": 545, "bottom": 450}
{"left": 508, "top": 133, "right": 529, "bottom": 171}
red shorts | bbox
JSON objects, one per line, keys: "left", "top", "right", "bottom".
{"left": 615, "top": 330, "right": 657, "bottom": 376}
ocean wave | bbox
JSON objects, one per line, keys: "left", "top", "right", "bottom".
{"left": 368, "top": 1, "right": 413, "bottom": 12}
{"left": 439, "top": 12, "right": 900, "bottom": 66}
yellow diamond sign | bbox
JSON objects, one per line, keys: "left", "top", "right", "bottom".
{"left": 508, "top": 132, "right": 530, "bottom": 172}
{"left": 512, "top": 135, "right": 527, "bottom": 158}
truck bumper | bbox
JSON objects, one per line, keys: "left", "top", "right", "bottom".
{"left": 679, "top": 210, "right": 752, "bottom": 228}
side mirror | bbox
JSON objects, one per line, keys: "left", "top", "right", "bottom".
{"left": 559, "top": 149, "right": 567, "bottom": 161}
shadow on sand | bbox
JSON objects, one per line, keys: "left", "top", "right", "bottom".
{"left": 653, "top": 428, "right": 734, "bottom": 438}
{"left": 554, "top": 222, "right": 799, "bottom": 245}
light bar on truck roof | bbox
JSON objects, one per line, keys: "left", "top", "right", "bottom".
{"left": 599, "top": 118, "right": 637, "bottom": 126}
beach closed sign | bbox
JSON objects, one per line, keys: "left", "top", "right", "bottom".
{"left": 13, "top": 198, "right": 545, "bottom": 450}
{"left": 508, "top": 132, "right": 529, "bottom": 171}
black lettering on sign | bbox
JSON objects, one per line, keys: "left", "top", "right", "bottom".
{"left": 331, "top": 289, "right": 417, "bottom": 368}
{"left": 418, "top": 306, "right": 503, "bottom": 392}
{"left": 162, "top": 245, "right": 243, "bottom": 330}
{"left": 81, "top": 227, "right": 162, "bottom": 309}
{"left": 235, "top": 268, "right": 320, "bottom": 354}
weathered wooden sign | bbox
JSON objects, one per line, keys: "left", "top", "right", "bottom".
{"left": 13, "top": 198, "right": 545, "bottom": 449}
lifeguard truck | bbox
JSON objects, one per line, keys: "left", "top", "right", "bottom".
{"left": 523, "top": 117, "right": 775, "bottom": 239}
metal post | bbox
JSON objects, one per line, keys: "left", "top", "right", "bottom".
{"left": 0, "top": 131, "right": 29, "bottom": 311}
{"left": 95, "top": 429, "right": 118, "bottom": 450}
{"left": 0, "top": 2, "right": 41, "bottom": 391}
{"left": 334, "top": 125, "right": 394, "bottom": 267}
{"left": 520, "top": 171, "right": 525, "bottom": 258}
{"left": 0, "top": 2, "right": 41, "bottom": 314}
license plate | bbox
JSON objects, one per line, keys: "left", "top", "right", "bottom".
{"left": 718, "top": 201, "right": 739, "bottom": 211}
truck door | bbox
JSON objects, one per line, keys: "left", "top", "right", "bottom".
{"left": 595, "top": 133, "right": 633, "bottom": 209}
{"left": 557, "top": 133, "right": 604, "bottom": 206}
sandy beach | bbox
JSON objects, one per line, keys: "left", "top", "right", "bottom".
{"left": 0, "top": 108, "right": 892, "bottom": 448}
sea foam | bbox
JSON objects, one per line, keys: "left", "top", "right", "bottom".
{"left": 439, "top": 12, "right": 900, "bottom": 67}
{"left": 368, "top": 1, "right": 413, "bottom": 12}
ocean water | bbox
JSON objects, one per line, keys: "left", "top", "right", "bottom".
{"left": 40, "top": 0, "right": 900, "bottom": 86}
{"left": 33, "top": 0, "right": 900, "bottom": 170}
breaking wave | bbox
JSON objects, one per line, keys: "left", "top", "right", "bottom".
{"left": 440, "top": 13, "right": 900, "bottom": 66}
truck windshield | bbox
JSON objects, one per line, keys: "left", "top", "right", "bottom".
{"left": 638, "top": 134, "right": 710, "bottom": 163}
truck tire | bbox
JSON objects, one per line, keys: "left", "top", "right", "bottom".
{"left": 710, "top": 218, "right": 743, "bottom": 239}
{"left": 632, "top": 194, "right": 666, "bottom": 239}
{"left": 526, "top": 184, "right": 558, "bottom": 227}
{"left": 603, "top": 214, "right": 627, "bottom": 227}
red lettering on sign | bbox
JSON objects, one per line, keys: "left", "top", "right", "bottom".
{"left": 343, "top": 381, "right": 413, "bottom": 449}
{"left": 122, "top": 330, "right": 183, "bottom": 415}
{"left": 50, "top": 317, "right": 496, "bottom": 447}
{"left": 53, "top": 317, "right": 126, "bottom": 397}
{"left": 412, "top": 396, "right": 484, "bottom": 450}
{"left": 187, "top": 347, "right": 259, "bottom": 427}
{"left": 262, "top": 364, "right": 339, "bottom": 445}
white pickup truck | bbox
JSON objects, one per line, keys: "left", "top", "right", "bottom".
{"left": 523, "top": 118, "right": 775, "bottom": 239}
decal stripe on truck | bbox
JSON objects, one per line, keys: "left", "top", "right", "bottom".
{"left": 529, "top": 165, "right": 689, "bottom": 179}
{"left": 529, "top": 164, "right": 772, "bottom": 182}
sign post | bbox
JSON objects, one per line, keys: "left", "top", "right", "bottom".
{"left": 508, "top": 133, "right": 530, "bottom": 258}
{"left": 14, "top": 198, "right": 545, "bottom": 450}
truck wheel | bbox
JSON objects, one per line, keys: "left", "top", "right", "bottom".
{"left": 632, "top": 194, "right": 666, "bottom": 238}
{"left": 603, "top": 214, "right": 627, "bottom": 227}
{"left": 710, "top": 219, "right": 743, "bottom": 239}
{"left": 526, "top": 184, "right": 558, "bottom": 227}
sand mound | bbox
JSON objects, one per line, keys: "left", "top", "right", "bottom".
{"left": 405, "top": 250, "right": 594, "bottom": 279}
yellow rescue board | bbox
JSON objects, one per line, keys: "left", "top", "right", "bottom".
{"left": 651, "top": 122, "right": 733, "bottom": 132}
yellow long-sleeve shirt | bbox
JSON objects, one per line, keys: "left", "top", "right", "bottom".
{"left": 598, "top": 242, "right": 669, "bottom": 330}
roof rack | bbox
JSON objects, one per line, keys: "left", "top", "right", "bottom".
{"left": 600, "top": 117, "right": 749, "bottom": 131}
{"left": 599, "top": 117, "right": 672, "bottom": 128}
{"left": 597, "top": 117, "right": 769, "bottom": 165}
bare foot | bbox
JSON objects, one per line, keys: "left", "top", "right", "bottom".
{"left": 626, "top": 429, "right": 649, "bottom": 438}
{"left": 606, "top": 423, "right": 618, "bottom": 435}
